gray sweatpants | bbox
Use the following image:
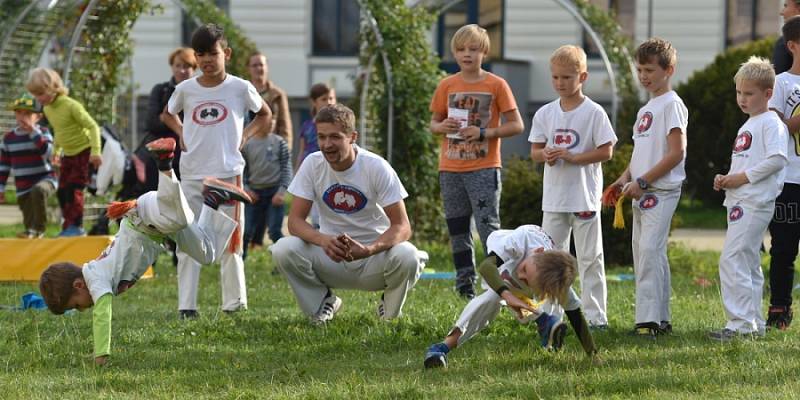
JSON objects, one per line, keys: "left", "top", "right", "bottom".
{"left": 440, "top": 168, "right": 501, "bottom": 289}
{"left": 271, "top": 236, "right": 427, "bottom": 319}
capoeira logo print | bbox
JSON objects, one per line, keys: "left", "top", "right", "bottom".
{"left": 554, "top": 128, "right": 580, "bottom": 150}
{"left": 192, "top": 101, "right": 228, "bottom": 126}
{"left": 732, "top": 131, "right": 752, "bottom": 154}
{"left": 574, "top": 211, "right": 596, "bottom": 220}
{"left": 728, "top": 206, "right": 744, "bottom": 222}
{"left": 639, "top": 194, "right": 659, "bottom": 210}
{"left": 323, "top": 183, "right": 368, "bottom": 214}
{"left": 636, "top": 111, "right": 653, "bottom": 135}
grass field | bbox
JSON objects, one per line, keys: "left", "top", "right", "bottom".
{"left": 1, "top": 231, "right": 799, "bottom": 399}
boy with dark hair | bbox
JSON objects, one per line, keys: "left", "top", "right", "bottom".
{"left": 0, "top": 94, "right": 57, "bottom": 238}
{"left": 162, "top": 23, "right": 272, "bottom": 318}
{"left": 606, "top": 37, "right": 688, "bottom": 337}
{"left": 774, "top": 1, "right": 800, "bottom": 74}
{"left": 39, "top": 138, "right": 252, "bottom": 365}
{"left": 766, "top": 15, "right": 800, "bottom": 330}
{"left": 423, "top": 225, "right": 598, "bottom": 369}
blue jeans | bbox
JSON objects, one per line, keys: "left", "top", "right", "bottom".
{"left": 243, "top": 186, "right": 285, "bottom": 259}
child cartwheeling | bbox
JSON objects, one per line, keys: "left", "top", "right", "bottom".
{"left": 423, "top": 225, "right": 598, "bottom": 369}
{"left": 38, "top": 138, "right": 252, "bottom": 365}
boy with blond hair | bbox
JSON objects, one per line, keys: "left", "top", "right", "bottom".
{"left": 423, "top": 224, "right": 598, "bottom": 369}
{"left": 766, "top": 15, "right": 800, "bottom": 330}
{"left": 26, "top": 67, "right": 101, "bottom": 237}
{"left": 530, "top": 45, "right": 616, "bottom": 328}
{"left": 39, "top": 138, "right": 252, "bottom": 365}
{"left": 710, "top": 56, "right": 787, "bottom": 341}
{"left": 606, "top": 38, "right": 688, "bottom": 337}
{"left": 429, "top": 24, "right": 524, "bottom": 299}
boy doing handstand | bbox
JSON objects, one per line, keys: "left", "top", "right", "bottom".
{"left": 39, "top": 138, "right": 252, "bottom": 365}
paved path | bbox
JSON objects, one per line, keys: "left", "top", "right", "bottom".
{"left": 669, "top": 228, "right": 770, "bottom": 252}
{"left": 0, "top": 204, "right": 20, "bottom": 225}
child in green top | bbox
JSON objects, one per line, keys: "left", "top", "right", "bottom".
{"left": 26, "top": 67, "right": 102, "bottom": 237}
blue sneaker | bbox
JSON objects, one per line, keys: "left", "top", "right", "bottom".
{"left": 58, "top": 225, "right": 86, "bottom": 237}
{"left": 424, "top": 342, "right": 449, "bottom": 369}
{"left": 537, "top": 313, "right": 568, "bottom": 351}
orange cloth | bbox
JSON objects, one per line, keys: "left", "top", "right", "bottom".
{"left": 429, "top": 72, "right": 518, "bottom": 172}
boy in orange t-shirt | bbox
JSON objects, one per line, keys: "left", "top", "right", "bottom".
{"left": 429, "top": 24, "right": 523, "bottom": 298}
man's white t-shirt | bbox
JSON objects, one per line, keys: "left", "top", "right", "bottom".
{"left": 289, "top": 146, "right": 408, "bottom": 244}
{"left": 768, "top": 71, "right": 800, "bottom": 184}
{"left": 167, "top": 75, "right": 262, "bottom": 179}
{"left": 529, "top": 97, "right": 617, "bottom": 212}
{"left": 724, "top": 112, "right": 788, "bottom": 208}
{"left": 630, "top": 90, "right": 688, "bottom": 190}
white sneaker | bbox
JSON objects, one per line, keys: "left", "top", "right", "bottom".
{"left": 311, "top": 294, "right": 342, "bottom": 325}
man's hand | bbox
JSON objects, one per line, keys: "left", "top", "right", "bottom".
{"left": 338, "top": 234, "right": 370, "bottom": 261}
{"left": 321, "top": 234, "right": 351, "bottom": 262}
{"left": 459, "top": 126, "right": 481, "bottom": 142}
{"left": 94, "top": 355, "right": 108, "bottom": 366}
{"left": 544, "top": 147, "right": 573, "bottom": 165}
{"left": 500, "top": 291, "right": 534, "bottom": 320}
{"left": 434, "top": 118, "right": 460, "bottom": 135}
{"left": 622, "top": 181, "right": 643, "bottom": 200}
{"left": 272, "top": 192, "right": 285, "bottom": 206}
{"left": 89, "top": 154, "right": 102, "bottom": 169}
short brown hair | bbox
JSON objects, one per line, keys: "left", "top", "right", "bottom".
{"left": 783, "top": 16, "right": 800, "bottom": 44}
{"left": 635, "top": 37, "right": 677, "bottom": 69}
{"left": 168, "top": 47, "right": 197, "bottom": 68}
{"left": 315, "top": 103, "right": 355, "bottom": 133}
{"left": 450, "top": 24, "right": 490, "bottom": 56}
{"left": 26, "top": 68, "right": 68, "bottom": 97}
{"left": 39, "top": 262, "right": 82, "bottom": 315}
{"left": 528, "top": 250, "right": 577, "bottom": 305}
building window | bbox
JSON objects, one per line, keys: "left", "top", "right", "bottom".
{"left": 312, "top": 0, "right": 360, "bottom": 56}
{"left": 582, "top": 0, "right": 635, "bottom": 59}
{"left": 181, "top": 0, "right": 230, "bottom": 46}
{"left": 725, "top": 0, "right": 777, "bottom": 48}
{"left": 437, "top": 0, "right": 504, "bottom": 63}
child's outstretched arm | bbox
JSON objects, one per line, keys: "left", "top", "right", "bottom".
{"left": 92, "top": 293, "right": 112, "bottom": 365}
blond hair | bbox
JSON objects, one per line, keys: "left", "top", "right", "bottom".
{"left": 315, "top": 103, "right": 355, "bottom": 133}
{"left": 450, "top": 24, "right": 490, "bottom": 56}
{"left": 168, "top": 47, "right": 197, "bottom": 68}
{"left": 528, "top": 250, "right": 577, "bottom": 305}
{"left": 635, "top": 37, "right": 677, "bottom": 69}
{"left": 26, "top": 68, "right": 68, "bottom": 97}
{"left": 734, "top": 56, "right": 775, "bottom": 91}
{"left": 550, "top": 45, "right": 587, "bottom": 73}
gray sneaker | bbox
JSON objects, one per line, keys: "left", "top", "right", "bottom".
{"left": 312, "top": 294, "right": 342, "bottom": 325}
{"left": 708, "top": 328, "right": 755, "bottom": 342}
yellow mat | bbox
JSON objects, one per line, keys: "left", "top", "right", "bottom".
{"left": 0, "top": 236, "right": 154, "bottom": 281}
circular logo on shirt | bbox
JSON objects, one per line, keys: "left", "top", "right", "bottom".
{"left": 729, "top": 206, "right": 744, "bottom": 222}
{"left": 574, "top": 211, "right": 596, "bottom": 220}
{"left": 554, "top": 128, "right": 580, "bottom": 149}
{"left": 191, "top": 102, "right": 228, "bottom": 126}
{"left": 323, "top": 184, "right": 368, "bottom": 214}
{"left": 637, "top": 112, "right": 653, "bottom": 133}
{"left": 639, "top": 194, "right": 659, "bottom": 210}
{"left": 733, "top": 131, "right": 752, "bottom": 153}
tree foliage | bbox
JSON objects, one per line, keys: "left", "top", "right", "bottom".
{"left": 675, "top": 37, "right": 775, "bottom": 205}
{"left": 358, "top": 0, "right": 446, "bottom": 241}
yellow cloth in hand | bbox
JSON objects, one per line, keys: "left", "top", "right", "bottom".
{"left": 613, "top": 195, "right": 626, "bottom": 229}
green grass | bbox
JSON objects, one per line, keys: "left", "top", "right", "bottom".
{"left": 674, "top": 199, "right": 727, "bottom": 230}
{"left": 0, "top": 238, "right": 798, "bottom": 399}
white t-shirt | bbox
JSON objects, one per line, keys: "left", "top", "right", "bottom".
{"left": 724, "top": 112, "right": 788, "bottom": 208}
{"left": 486, "top": 225, "right": 555, "bottom": 292}
{"left": 768, "top": 71, "right": 800, "bottom": 184}
{"left": 288, "top": 146, "right": 408, "bottom": 244}
{"left": 167, "top": 75, "right": 262, "bottom": 179}
{"left": 630, "top": 91, "right": 688, "bottom": 190}
{"left": 529, "top": 97, "right": 617, "bottom": 212}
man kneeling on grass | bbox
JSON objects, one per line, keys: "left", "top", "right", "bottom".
{"left": 39, "top": 138, "right": 251, "bottom": 365}
{"left": 424, "top": 224, "right": 599, "bottom": 368}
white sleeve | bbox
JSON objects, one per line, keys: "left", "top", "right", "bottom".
{"left": 245, "top": 81, "right": 263, "bottom": 113}
{"left": 287, "top": 157, "right": 315, "bottom": 201}
{"left": 663, "top": 100, "right": 688, "bottom": 136}
{"left": 593, "top": 107, "right": 618, "bottom": 147}
{"left": 528, "top": 108, "right": 548, "bottom": 144}
{"left": 769, "top": 80, "right": 785, "bottom": 116}
{"left": 374, "top": 159, "right": 408, "bottom": 208}
{"left": 745, "top": 154, "right": 787, "bottom": 183}
{"left": 167, "top": 84, "right": 184, "bottom": 115}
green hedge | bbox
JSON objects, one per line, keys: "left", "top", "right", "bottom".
{"left": 675, "top": 37, "right": 776, "bottom": 205}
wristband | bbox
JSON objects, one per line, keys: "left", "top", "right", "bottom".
{"left": 495, "top": 285, "right": 509, "bottom": 297}
{"left": 479, "top": 127, "right": 486, "bottom": 141}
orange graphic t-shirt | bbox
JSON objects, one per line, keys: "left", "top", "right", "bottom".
{"left": 429, "top": 72, "right": 518, "bottom": 172}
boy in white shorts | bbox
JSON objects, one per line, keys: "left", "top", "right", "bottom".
{"left": 709, "top": 57, "right": 788, "bottom": 341}
{"left": 606, "top": 38, "right": 688, "bottom": 337}
{"left": 530, "top": 45, "right": 616, "bottom": 328}
{"left": 39, "top": 138, "right": 253, "bottom": 365}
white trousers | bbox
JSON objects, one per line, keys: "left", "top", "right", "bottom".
{"left": 270, "top": 236, "right": 426, "bottom": 319}
{"left": 451, "top": 286, "right": 582, "bottom": 346}
{"left": 631, "top": 189, "right": 680, "bottom": 325}
{"left": 176, "top": 177, "right": 247, "bottom": 312}
{"left": 719, "top": 203, "right": 771, "bottom": 333}
{"left": 542, "top": 211, "right": 607, "bottom": 325}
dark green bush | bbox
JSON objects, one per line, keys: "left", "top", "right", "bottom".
{"left": 500, "top": 143, "right": 634, "bottom": 266}
{"left": 675, "top": 37, "right": 775, "bottom": 205}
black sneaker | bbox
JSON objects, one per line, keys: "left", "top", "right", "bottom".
{"left": 424, "top": 343, "right": 449, "bottom": 369}
{"left": 766, "top": 306, "right": 793, "bottom": 330}
{"left": 659, "top": 321, "right": 673, "bottom": 334}
{"left": 179, "top": 309, "right": 199, "bottom": 320}
{"left": 203, "top": 177, "right": 253, "bottom": 204}
{"left": 632, "top": 322, "right": 660, "bottom": 338}
{"left": 457, "top": 284, "right": 475, "bottom": 300}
